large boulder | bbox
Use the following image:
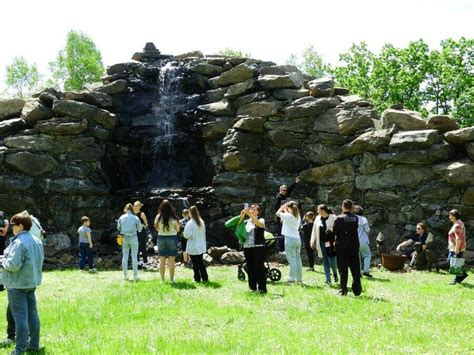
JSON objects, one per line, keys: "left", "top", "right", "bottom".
{"left": 433, "top": 159, "right": 474, "bottom": 185}
{"left": 201, "top": 118, "right": 233, "bottom": 140}
{"left": 233, "top": 116, "right": 266, "bottom": 133}
{"left": 61, "top": 91, "right": 113, "bottom": 110}
{"left": 223, "top": 151, "right": 265, "bottom": 171}
{"left": 0, "top": 174, "right": 34, "bottom": 191}
{"left": 46, "top": 233, "right": 72, "bottom": 251}
{"left": 236, "top": 101, "right": 280, "bottom": 117}
{"left": 283, "top": 97, "right": 338, "bottom": 118}
{"left": 273, "top": 88, "right": 309, "bottom": 101}
{"left": 0, "top": 99, "right": 25, "bottom": 120}
{"left": 336, "top": 107, "right": 375, "bottom": 135}
{"left": 234, "top": 91, "right": 269, "bottom": 108}
{"left": 379, "top": 144, "right": 456, "bottom": 165}
{"left": 304, "top": 144, "right": 345, "bottom": 165}
{"left": 300, "top": 160, "right": 355, "bottom": 185}
{"left": 257, "top": 73, "right": 304, "bottom": 90}
{"left": 265, "top": 117, "right": 312, "bottom": 133}
{"left": 381, "top": 109, "right": 426, "bottom": 130}
{"left": 198, "top": 99, "right": 234, "bottom": 116}
{"left": 5, "top": 152, "right": 59, "bottom": 176}
{"left": 4, "top": 135, "right": 62, "bottom": 153}
{"left": 307, "top": 77, "right": 335, "bottom": 97}
{"left": 462, "top": 187, "right": 474, "bottom": 205}
{"left": 466, "top": 142, "right": 474, "bottom": 160}
{"left": 389, "top": 129, "right": 443, "bottom": 150}
{"left": 275, "top": 149, "right": 308, "bottom": 173}
{"left": 191, "top": 63, "right": 223, "bottom": 77}
{"left": 213, "top": 172, "right": 266, "bottom": 188}
{"left": 259, "top": 65, "right": 300, "bottom": 75}
{"left": 313, "top": 108, "right": 340, "bottom": 133}
{"left": 46, "top": 178, "right": 109, "bottom": 195}
{"left": 265, "top": 130, "right": 300, "bottom": 148}
{"left": 207, "top": 87, "right": 227, "bottom": 103}
{"left": 220, "top": 251, "right": 245, "bottom": 264}
{"left": 426, "top": 115, "right": 460, "bottom": 133}
{"left": 95, "top": 79, "right": 128, "bottom": 95}
{"left": 0, "top": 118, "right": 27, "bottom": 134}
{"left": 223, "top": 130, "right": 262, "bottom": 151}
{"left": 346, "top": 128, "right": 393, "bottom": 155}
{"left": 224, "top": 79, "right": 258, "bottom": 98}
{"left": 52, "top": 100, "right": 117, "bottom": 129}
{"left": 35, "top": 118, "right": 88, "bottom": 135}
{"left": 21, "top": 99, "right": 54, "bottom": 125}
{"left": 215, "top": 63, "right": 258, "bottom": 86}
{"left": 443, "top": 127, "right": 474, "bottom": 144}
{"left": 355, "top": 165, "right": 435, "bottom": 190}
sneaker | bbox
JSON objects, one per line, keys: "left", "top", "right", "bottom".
{"left": 362, "top": 272, "right": 373, "bottom": 278}
{"left": 79, "top": 269, "right": 84, "bottom": 273}
{"left": 134, "top": 277, "right": 140, "bottom": 282}
{"left": 89, "top": 268, "right": 97, "bottom": 273}
{"left": 279, "top": 251, "right": 286, "bottom": 255}
{"left": 338, "top": 289, "right": 347, "bottom": 296}
{"left": 307, "top": 267, "right": 315, "bottom": 272}
{"left": 449, "top": 280, "right": 459, "bottom": 285}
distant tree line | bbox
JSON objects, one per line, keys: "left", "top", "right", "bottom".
{"left": 3, "top": 30, "right": 104, "bottom": 99}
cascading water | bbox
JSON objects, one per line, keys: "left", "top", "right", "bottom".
{"left": 147, "top": 61, "right": 190, "bottom": 190}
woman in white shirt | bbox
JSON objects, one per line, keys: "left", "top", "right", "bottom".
{"left": 154, "top": 199, "right": 180, "bottom": 283}
{"left": 183, "top": 206, "right": 208, "bottom": 282}
{"left": 276, "top": 201, "right": 302, "bottom": 284}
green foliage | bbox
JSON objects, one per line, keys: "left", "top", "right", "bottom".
{"left": 287, "top": 45, "right": 327, "bottom": 77}
{"left": 329, "top": 38, "right": 473, "bottom": 125}
{"left": 49, "top": 30, "right": 104, "bottom": 91}
{"left": 218, "top": 48, "right": 251, "bottom": 58}
{"left": 5, "top": 267, "right": 472, "bottom": 353}
{"left": 4, "top": 56, "right": 40, "bottom": 98}
{"left": 452, "top": 86, "right": 474, "bottom": 127}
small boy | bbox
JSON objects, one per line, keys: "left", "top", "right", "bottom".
{"left": 78, "top": 216, "right": 96, "bottom": 272}
{"left": 300, "top": 211, "right": 315, "bottom": 271}
{"left": 179, "top": 209, "right": 191, "bottom": 268}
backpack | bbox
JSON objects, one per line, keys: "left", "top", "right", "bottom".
{"left": 0, "top": 211, "right": 6, "bottom": 228}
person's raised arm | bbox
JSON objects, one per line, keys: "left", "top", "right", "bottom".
{"left": 245, "top": 209, "right": 264, "bottom": 228}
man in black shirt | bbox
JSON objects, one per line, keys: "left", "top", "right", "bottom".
{"left": 274, "top": 176, "right": 300, "bottom": 254}
{"left": 333, "top": 199, "right": 361, "bottom": 296}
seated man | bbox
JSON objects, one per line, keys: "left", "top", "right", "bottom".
{"left": 396, "top": 222, "right": 428, "bottom": 265}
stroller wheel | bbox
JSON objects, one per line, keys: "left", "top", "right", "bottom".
{"left": 268, "top": 268, "right": 282, "bottom": 282}
{"left": 238, "top": 268, "right": 246, "bottom": 281}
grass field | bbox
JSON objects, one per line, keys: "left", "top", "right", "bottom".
{"left": 0, "top": 264, "right": 473, "bottom": 354}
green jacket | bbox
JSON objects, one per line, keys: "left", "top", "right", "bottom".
{"left": 224, "top": 215, "right": 248, "bottom": 243}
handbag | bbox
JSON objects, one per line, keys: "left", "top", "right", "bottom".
{"left": 117, "top": 234, "right": 123, "bottom": 246}
{"left": 449, "top": 256, "right": 465, "bottom": 275}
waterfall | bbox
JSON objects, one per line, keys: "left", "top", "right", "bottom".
{"left": 147, "top": 61, "right": 189, "bottom": 190}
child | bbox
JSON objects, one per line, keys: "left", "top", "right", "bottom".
{"left": 179, "top": 209, "right": 191, "bottom": 267}
{"left": 301, "top": 211, "right": 315, "bottom": 271}
{"left": 78, "top": 216, "right": 96, "bottom": 272}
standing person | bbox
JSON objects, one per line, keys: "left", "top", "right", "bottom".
{"left": 274, "top": 176, "right": 301, "bottom": 254}
{"left": 179, "top": 209, "right": 191, "bottom": 268}
{"left": 117, "top": 203, "right": 142, "bottom": 281}
{"left": 333, "top": 199, "right": 361, "bottom": 296}
{"left": 21, "top": 211, "right": 44, "bottom": 241}
{"left": 300, "top": 212, "right": 315, "bottom": 271}
{"left": 241, "top": 204, "right": 267, "bottom": 293}
{"left": 310, "top": 204, "right": 338, "bottom": 285}
{"left": 183, "top": 206, "right": 208, "bottom": 283}
{"left": 154, "top": 200, "right": 180, "bottom": 283}
{"left": 2, "top": 213, "right": 44, "bottom": 354}
{"left": 0, "top": 212, "right": 9, "bottom": 255}
{"left": 447, "top": 209, "right": 468, "bottom": 285}
{"left": 354, "top": 205, "right": 372, "bottom": 278}
{"left": 78, "top": 216, "right": 96, "bottom": 273}
{"left": 133, "top": 201, "right": 149, "bottom": 270}
{"left": 276, "top": 201, "right": 303, "bottom": 284}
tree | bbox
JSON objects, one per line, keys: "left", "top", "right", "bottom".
{"left": 452, "top": 86, "right": 474, "bottom": 127}
{"left": 4, "top": 56, "right": 40, "bottom": 98}
{"left": 287, "top": 46, "right": 327, "bottom": 77}
{"left": 218, "top": 48, "right": 251, "bottom": 58}
{"left": 50, "top": 30, "right": 104, "bottom": 91}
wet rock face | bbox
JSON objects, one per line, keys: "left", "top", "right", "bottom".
{"left": 0, "top": 43, "right": 471, "bottom": 268}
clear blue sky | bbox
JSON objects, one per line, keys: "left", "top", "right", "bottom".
{"left": 0, "top": 0, "right": 472, "bottom": 92}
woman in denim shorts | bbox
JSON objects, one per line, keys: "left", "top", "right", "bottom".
{"left": 154, "top": 200, "right": 180, "bottom": 283}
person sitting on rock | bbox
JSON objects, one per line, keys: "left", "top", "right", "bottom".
{"left": 396, "top": 222, "right": 428, "bottom": 266}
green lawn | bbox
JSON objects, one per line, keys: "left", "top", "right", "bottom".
{"left": 0, "top": 265, "right": 473, "bottom": 354}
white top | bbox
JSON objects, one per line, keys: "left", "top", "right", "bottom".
{"left": 243, "top": 218, "right": 265, "bottom": 248}
{"left": 276, "top": 212, "right": 301, "bottom": 239}
{"left": 183, "top": 218, "right": 207, "bottom": 255}
{"left": 154, "top": 215, "right": 179, "bottom": 235}
{"left": 310, "top": 214, "right": 337, "bottom": 258}
{"left": 29, "top": 215, "right": 44, "bottom": 240}
{"left": 357, "top": 215, "right": 370, "bottom": 245}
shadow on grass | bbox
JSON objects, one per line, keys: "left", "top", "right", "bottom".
{"left": 199, "top": 281, "right": 222, "bottom": 289}
{"left": 355, "top": 294, "right": 389, "bottom": 303}
{"left": 365, "top": 276, "right": 391, "bottom": 283}
{"left": 170, "top": 281, "right": 197, "bottom": 290}
{"left": 461, "top": 282, "right": 474, "bottom": 289}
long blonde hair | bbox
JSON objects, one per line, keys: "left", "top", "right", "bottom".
{"left": 287, "top": 201, "right": 300, "bottom": 218}
{"left": 189, "top": 205, "right": 202, "bottom": 227}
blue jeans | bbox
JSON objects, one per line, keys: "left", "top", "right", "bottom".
{"left": 8, "top": 288, "right": 40, "bottom": 354}
{"left": 122, "top": 235, "right": 139, "bottom": 278}
{"left": 359, "top": 243, "right": 371, "bottom": 273}
{"left": 320, "top": 242, "right": 337, "bottom": 283}
{"left": 79, "top": 242, "right": 94, "bottom": 270}
{"left": 285, "top": 237, "right": 302, "bottom": 282}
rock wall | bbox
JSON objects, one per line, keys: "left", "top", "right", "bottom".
{"left": 0, "top": 43, "right": 472, "bottom": 267}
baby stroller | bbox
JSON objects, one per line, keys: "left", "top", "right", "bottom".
{"left": 237, "top": 233, "right": 282, "bottom": 282}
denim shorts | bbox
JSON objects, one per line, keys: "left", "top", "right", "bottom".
{"left": 158, "top": 235, "right": 178, "bottom": 257}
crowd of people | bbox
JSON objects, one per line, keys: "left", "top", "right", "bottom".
{"left": 0, "top": 183, "right": 469, "bottom": 353}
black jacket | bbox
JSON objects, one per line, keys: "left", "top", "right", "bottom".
{"left": 333, "top": 212, "right": 359, "bottom": 250}
{"left": 274, "top": 182, "right": 297, "bottom": 212}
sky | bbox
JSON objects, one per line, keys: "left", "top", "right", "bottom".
{"left": 0, "top": 0, "right": 472, "bottom": 92}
